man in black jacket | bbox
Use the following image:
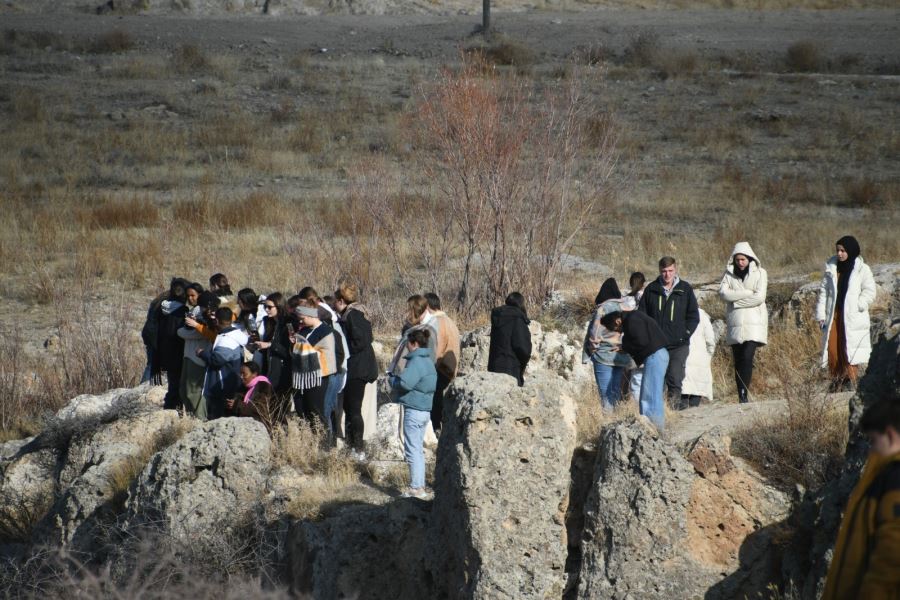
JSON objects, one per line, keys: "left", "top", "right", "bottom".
{"left": 600, "top": 310, "right": 669, "bottom": 431}
{"left": 638, "top": 256, "right": 700, "bottom": 409}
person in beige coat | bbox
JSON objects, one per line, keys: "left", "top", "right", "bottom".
{"left": 681, "top": 308, "right": 716, "bottom": 407}
{"left": 719, "top": 242, "right": 768, "bottom": 403}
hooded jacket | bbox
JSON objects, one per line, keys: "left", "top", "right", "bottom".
{"left": 718, "top": 242, "right": 769, "bottom": 346}
{"left": 393, "top": 347, "right": 438, "bottom": 412}
{"left": 815, "top": 255, "right": 876, "bottom": 367}
{"left": 638, "top": 276, "right": 700, "bottom": 349}
{"left": 822, "top": 452, "right": 900, "bottom": 600}
{"left": 487, "top": 305, "right": 532, "bottom": 386}
{"left": 199, "top": 325, "right": 249, "bottom": 402}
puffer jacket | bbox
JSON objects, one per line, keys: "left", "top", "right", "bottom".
{"left": 815, "top": 256, "right": 876, "bottom": 366}
{"left": 681, "top": 308, "right": 716, "bottom": 400}
{"left": 392, "top": 347, "right": 437, "bottom": 412}
{"left": 718, "top": 242, "right": 769, "bottom": 346}
{"left": 199, "top": 325, "right": 249, "bottom": 402}
{"left": 822, "top": 452, "right": 900, "bottom": 600}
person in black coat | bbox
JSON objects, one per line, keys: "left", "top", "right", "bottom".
{"left": 141, "top": 277, "right": 190, "bottom": 409}
{"left": 638, "top": 256, "right": 700, "bottom": 408}
{"left": 256, "top": 292, "right": 293, "bottom": 417}
{"left": 488, "top": 292, "right": 532, "bottom": 386}
{"left": 334, "top": 282, "right": 379, "bottom": 455}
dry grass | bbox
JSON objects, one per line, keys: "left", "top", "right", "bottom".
{"left": 574, "top": 381, "right": 640, "bottom": 445}
{"left": 785, "top": 40, "right": 821, "bottom": 73}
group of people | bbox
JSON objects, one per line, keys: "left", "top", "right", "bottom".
{"left": 582, "top": 236, "right": 877, "bottom": 432}
{"left": 141, "top": 275, "right": 379, "bottom": 459}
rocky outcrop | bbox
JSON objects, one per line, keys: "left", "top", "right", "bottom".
{"left": 780, "top": 318, "right": 900, "bottom": 598}
{"left": 429, "top": 372, "right": 577, "bottom": 599}
{"left": 125, "top": 417, "right": 271, "bottom": 540}
{"left": 458, "top": 321, "right": 591, "bottom": 384}
{"left": 577, "top": 419, "right": 790, "bottom": 600}
{"left": 284, "top": 501, "right": 431, "bottom": 599}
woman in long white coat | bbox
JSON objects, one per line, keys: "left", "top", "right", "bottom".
{"left": 719, "top": 242, "right": 768, "bottom": 403}
{"left": 816, "top": 235, "right": 876, "bottom": 389}
{"left": 681, "top": 308, "right": 716, "bottom": 407}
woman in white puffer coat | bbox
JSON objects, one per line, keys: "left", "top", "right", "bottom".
{"left": 719, "top": 242, "right": 768, "bottom": 403}
{"left": 816, "top": 235, "right": 876, "bottom": 389}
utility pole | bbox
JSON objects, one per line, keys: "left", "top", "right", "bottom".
{"left": 483, "top": 0, "right": 491, "bottom": 34}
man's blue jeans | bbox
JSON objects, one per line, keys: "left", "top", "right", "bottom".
{"left": 402, "top": 407, "right": 431, "bottom": 489}
{"left": 592, "top": 361, "right": 624, "bottom": 411}
{"left": 640, "top": 348, "right": 670, "bottom": 431}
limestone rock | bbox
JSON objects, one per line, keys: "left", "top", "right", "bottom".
{"left": 429, "top": 372, "right": 577, "bottom": 599}
{"left": 126, "top": 417, "right": 270, "bottom": 540}
{"left": 368, "top": 402, "right": 437, "bottom": 463}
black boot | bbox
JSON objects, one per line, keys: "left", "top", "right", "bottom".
{"left": 738, "top": 387, "right": 749, "bottom": 404}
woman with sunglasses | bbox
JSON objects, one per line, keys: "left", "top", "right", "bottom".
{"left": 256, "top": 292, "right": 293, "bottom": 419}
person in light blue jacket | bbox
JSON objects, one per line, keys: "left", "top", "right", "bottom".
{"left": 392, "top": 328, "right": 437, "bottom": 499}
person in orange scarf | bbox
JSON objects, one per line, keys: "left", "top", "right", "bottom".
{"left": 823, "top": 396, "right": 900, "bottom": 600}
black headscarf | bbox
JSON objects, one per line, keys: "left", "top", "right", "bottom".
{"left": 594, "top": 278, "right": 621, "bottom": 306}
{"left": 835, "top": 235, "right": 860, "bottom": 312}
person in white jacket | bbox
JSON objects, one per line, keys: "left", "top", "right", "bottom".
{"left": 816, "top": 235, "right": 876, "bottom": 390}
{"left": 719, "top": 242, "right": 768, "bottom": 403}
{"left": 681, "top": 308, "right": 716, "bottom": 407}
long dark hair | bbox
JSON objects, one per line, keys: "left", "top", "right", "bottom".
{"left": 209, "top": 273, "right": 233, "bottom": 297}
{"left": 505, "top": 291, "right": 528, "bottom": 321}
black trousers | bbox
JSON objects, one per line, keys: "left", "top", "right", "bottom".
{"left": 294, "top": 376, "right": 330, "bottom": 431}
{"left": 162, "top": 364, "right": 183, "bottom": 410}
{"left": 665, "top": 344, "right": 690, "bottom": 402}
{"left": 731, "top": 341, "right": 760, "bottom": 395}
{"left": 431, "top": 372, "right": 451, "bottom": 432}
{"left": 343, "top": 378, "right": 367, "bottom": 450}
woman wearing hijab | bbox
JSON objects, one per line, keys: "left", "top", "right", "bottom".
{"left": 816, "top": 236, "right": 876, "bottom": 390}
{"left": 718, "top": 242, "right": 768, "bottom": 403}
{"left": 487, "top": 292, "right": 532, "bottom": 386}
{"left": 584, "top": 278, "right": 634, "bottom": 410}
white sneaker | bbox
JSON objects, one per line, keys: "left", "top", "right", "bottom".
{"left": 401, "top": 487, "right": 433, "bottom": 500}
{"left": 350, "top": 449, "right": 367, "bottom": 462}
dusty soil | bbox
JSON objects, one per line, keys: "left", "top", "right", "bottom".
{"left": 2, "top": 9, "right": 898, "bottom": 64}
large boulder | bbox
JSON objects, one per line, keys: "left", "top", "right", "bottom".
{"left": 577, "top": 419, "right": 791, "bottom": 599}
{"left": 429, "top": 372, "right": 577, "bottom": 599}
{"left": 458, "top": 321, "right": 591, "bottom": 384}
{"left": 125, "top": 417, "right": 271, "bottom": 540}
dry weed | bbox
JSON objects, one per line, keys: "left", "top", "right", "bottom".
{"left": 89, "top": 30, "right": 135, "bottom": 54}
{"left": 785, "top": 41, "right": 821, "bottom": 72}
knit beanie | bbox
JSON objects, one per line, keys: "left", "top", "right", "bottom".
{"left": 295, "top": 306, "right": 319, "bottom": 318}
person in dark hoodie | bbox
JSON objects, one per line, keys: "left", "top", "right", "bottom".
{"left": 638, "top": 256, "right": 700, "bottom": 409}
{"left": 600, "top": 310, "right": 669, "bottom": 431}
{"left": 142, "top": 277, "right": 190, "bottom": 409}
{"left": 198, "top": 307, "right": 249, "bottom": 419}
{"left": 488, "top": 292, "right": 532, "bottom": 386}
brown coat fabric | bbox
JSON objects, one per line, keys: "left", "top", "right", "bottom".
{"left": 431, "top": 311, "right": 461, "bottom": 380}
{"left": 823, "top": 452, "right": 900, "bottom": 600}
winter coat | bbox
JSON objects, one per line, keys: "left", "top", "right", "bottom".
{"left": 815, "top": 256, "right": 876, "bottom": 367}
{"left": 822, "top": 452, "right": 900, "bottom": 600}
{"left": 487, "top": 305, "right": 532, "bottom": 386}
{"left": 583, "top": 298, "right": 634, "bottom": 368}
{"left": 621, "top": 310, "right": 669, "bottom": 367}
{"left": 341, "top": 305, "right": 379, "bottom": 383}
{"left": 177, "top": 323, "right": 211, "bottom": 367}
{"left": 638, "top": 278, "right": 700, "bottom": 349}
{"left": 431, "top": 311, "right": 462, "bottom": 380}
{"left": 719, "top": 242, "right": 769, "bottom": 346}
{"left": 393, "top": 348, "right": 437, "bottom": 412}
{"left": 149, "top": 300, "right": 188, "bottom": 376}
{"left": 199, "top": 325, "right": 249, "bottom": 402}
{"left": 681, "top": 308, "right": 716, "bottom": 400}
{"left": 261, "top": 315, "right": 292, "bottom": 393}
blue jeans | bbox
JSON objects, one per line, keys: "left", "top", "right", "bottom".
{"left": 324, "top": 372, "right": 346, "bottom": 433}
{"left": 640, "top": 348, "right": 670, "bottom": 431}
{"left": 592, "top": 361, "right": 624, "bottom": 411}
{"left": 629, "top": 368, "right": 643, "bottom": 403}
{"left": 402, "top": 407, "right": 431, "bottom": 489}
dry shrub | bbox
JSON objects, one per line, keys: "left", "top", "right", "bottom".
{"left": 89, "top": 30, "right": 134, "bottom": 54}
{"left": 12, "top": 88, "right": 46, "bottom": 123}
{"left": 843, "top": 178, "right": 888, "bottom": 208}
{"left": 732, "top": 382, "right": 847, "bottom": 492}
{"left": 2, "top": 29, "right": 70, "bottom": 52}
{"left": 78, "top": 195, "right": 161, "bottom": 229}
{"left": 170, "top": 44, "right": 209, "bottom": 73}
{"left": 477, "top": 38, "right": 536, "bottom": 68}
{"left": 574, "top": 380, "right": 639, "bottom": 445}
{"left": 625, "top": 31, "right": 661, "bottom": 68}
{"left": 271, "top": 419, "right": 357, "bottom": 480}
{"left": 785, "top": 41, "right": 821, "bottom": 73}
{"left": 570, "top": 44, "right": 610, "bottom": 66}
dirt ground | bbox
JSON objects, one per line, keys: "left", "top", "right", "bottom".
{"left": 2, "top": 9, "right": 899, "bottom": 64}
